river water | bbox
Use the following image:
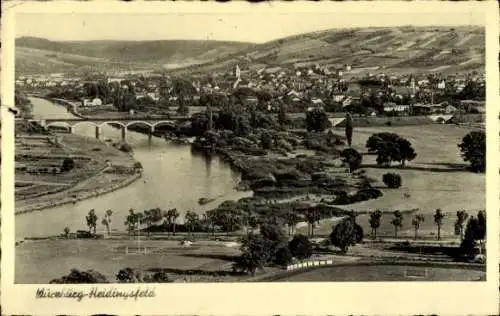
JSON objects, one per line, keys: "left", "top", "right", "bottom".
{"left": 15, "top": 97, "right": 252, "bottom": 239}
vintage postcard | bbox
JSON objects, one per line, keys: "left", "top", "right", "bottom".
{"left": 1, "top": 1, "right": 499, "bottom": 314}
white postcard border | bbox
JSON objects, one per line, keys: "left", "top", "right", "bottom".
{"left": 2, "top": 1, "right": 499, "bottom": 315}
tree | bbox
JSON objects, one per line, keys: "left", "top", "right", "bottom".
{"left": 330, "top": 217, "right": 361, "bottom": 253}
{"left": 305, "top": 108, "right": 330, "bottom": 132}
{"left": 61, "top": 157, "right": 75, "bottom": 172}
{"left": 124, "top": 209, "right": 137, "bottom": 237}
{"left": 205, "top": 210, "right": 217, "bottom": 237}
{"left": 345, "top": 112, "right": 354, "bottom": 147}
{"left": 167, "top": 208, "right": 180, "bottom": 236}
{"left": 143, "top": 209, "right": 158, "bottom": 238}
{"left": 476, "top": 211, "right": 486, "bottom": 241}
{"left": 259, "top": 222, "right": 288, "bottom": 263}
{"left": 458, "top": 216, "right": 481, "bottom": 259}
{"left": 434, "top": 209, "right": 445, "bottom": 240}
{"left": 382, "top": 173, "right": 402, "bottom": 188}
{"left": 185, "top": 211, "right": 199, "bottom": 236}
{"left": 50, "top": 269, "right": 108, "bottom": 284}
{"left": 458, "top": 131, "right": 485, "bottom": 173}
{"left": 285, "top": 211, "right": 300, "bottom": 236}
{"left": 288, "top": 234, "right": 313, "bottom": 260}
{"left": 369, "top": 210, "right": 382, "bottom": 239}
{"left": 454, "top": 210, "right": 469, "bottom": 240}
{"left": 277, "top": 103, "right": 289, "bottom": 128}
{"left": 260, "top": 131, "right": 273, "bottom": 150}
{"left": 101, "top": 209, "right": 113, "bottom": 236}
{"left": 233, "top": 233, "right": 271, "bottom": 276}
{"left": 63, "top": 227, "right": 70, "bottom": 238}
{"left": 340, "top": 148, "right": 363, "bottom": 173}
{"left": 390, "top": 210, "right": 403, "bottom": 238}
{"left": 86, "top": 209, "right": 98, "bottom": 235}
{"left": 326, "top": 130, "right": 337, "bottom": 146}
{"left": 304, "top": 209, "right": 319, "bottom": 237}
{"left": 366, "top": 133, "right": 417, "bottom": 167}
{"left": 411, "top": 214, "right": 425, "bottom": 240}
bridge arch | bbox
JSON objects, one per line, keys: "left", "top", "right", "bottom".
{"left": 126, "top": 121, "right": 154, "bottom": 129}
{"left": 72, "top": 121, "right": 100, "bottom": 129}
{"left": 99, "top": 121, "right": 127, "bottom": 129}
{"left": 152, "top": 120, "right": 177, "bottom": 129}
{"left": 46, "top": 122, "right": 72, "bottom": 131}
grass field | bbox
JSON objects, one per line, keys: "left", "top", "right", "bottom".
{"left": 273, "top": 264, "right": 485, "bottom": 282}
{"left": 15, "top": 239, "right": 243, "bottom": 284}
{"left": 336, "top": 124, "right": 485, "bottom": 213}
{"left": 292, "top": 125, "right": 484, "bottom": 239}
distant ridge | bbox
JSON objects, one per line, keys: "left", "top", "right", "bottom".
{"left": 16, "top": 26, "right": 484, "bottom": 75}
{"left": 15, "top": 37, "right": 253, "bottom": 75}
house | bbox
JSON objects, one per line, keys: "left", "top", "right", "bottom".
{"left": 92, "top": 98, "right": 103, "bottom": 106}
{"left": 82, "top": 98, "right": 102, "bottom": 107}
{"left": 437, "top": 80, "right": 446, "bottom": 90}
{"left": 342, "top": 96, "right": 360, "bottom": 107}
{"left": 332, "top": 94, "right": 345, "bottom": 103}
{"left": 444, "top": 105, "right": 457, "bottom": 114}
{"left": 311, "top": 98, "right": 324, "bottom": 105}
{"left": 383, "top": 103, "right": 410, "bottom": 114}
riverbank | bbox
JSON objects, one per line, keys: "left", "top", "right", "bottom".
{"left": 16, "top": 99, "right": 145, "bottom": 214}
{"left": 16, "top": 171, "right": 142, "bottom": 215}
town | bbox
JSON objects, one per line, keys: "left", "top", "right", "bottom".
{"left": 16, "top": 63, "right": 485, "bottom": 120}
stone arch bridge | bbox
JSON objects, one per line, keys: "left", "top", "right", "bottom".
{"left": 31, "top": 116, "right": 192, "bottom": 142}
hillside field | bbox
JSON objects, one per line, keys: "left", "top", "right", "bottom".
{"left": 16, "top": 26, "right": 484, "bottom": 75}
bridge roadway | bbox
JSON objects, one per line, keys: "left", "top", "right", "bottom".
{"left": 30, "top": 116, "right": 192, "bottom": 142}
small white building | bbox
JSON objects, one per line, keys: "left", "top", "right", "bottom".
{"left": 383, "top": 104, "right": 410, "bottom": 113}
{"left": 82, "top": 98, "right": 103, "bottom": 107}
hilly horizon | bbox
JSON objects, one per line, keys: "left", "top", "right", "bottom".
{"left": 16, "top": 25, "right": 485, "bottom": 76}
{"left": 15, "top": 36, "right": 254, "bottom": 75}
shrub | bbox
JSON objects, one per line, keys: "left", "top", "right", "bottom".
{"left": 60, "top": 157, "right": 75, "bottom": 172}
{"left": 382, "top": 173, "right": 402, "bottom": 188}
{"left": 118, "top": 143, "right": 133, "bottom": 153}
{"left": 117, "top": 267, "right": 144, "bottom": 283}
{"left": 330, "top": 217, "right": 362, "bottom": 253}
{"left": 144, "top": 270, "right": 173, "bottom": 283}
{"left": 340, "top": 148, "right": 363, "bottom": 173}
{"left": 288, "top": 234, "right": 313, "bottom": 260}
{"left": 273, "top": 246, "right": 293, "bottom": 267}
{"left": 50, "top": 269, "right": 108, "bottom": 284}
{"left": 305, "top": 108, "right": 331, "bottom": 132}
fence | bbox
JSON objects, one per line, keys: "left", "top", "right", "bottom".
{"left": 286, "top": 259, "right": 334, "bottom": 271}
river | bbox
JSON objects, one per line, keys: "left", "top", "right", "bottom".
{"left": 15, "top": 97, "right": 252, "bottom": 239}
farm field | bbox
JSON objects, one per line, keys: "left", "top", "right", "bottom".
{"left": 15, "top": 133, "right": 139, "bottom": 212}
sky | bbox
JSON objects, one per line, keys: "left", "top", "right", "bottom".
{"left": 15, "top": 10, "right": 485, "bottom": 43}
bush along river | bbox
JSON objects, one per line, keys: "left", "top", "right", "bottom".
{"left": 15, "top": 97, "right": 253, "bottom": 240}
